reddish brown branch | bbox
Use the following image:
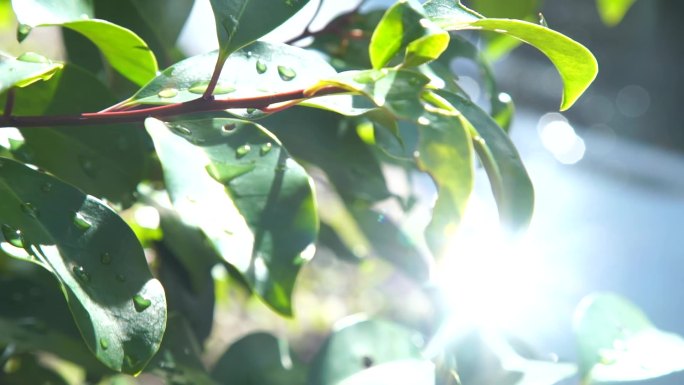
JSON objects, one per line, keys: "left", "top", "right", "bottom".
{"left": 0, "top": 86, "right": 345, "bottom": 128}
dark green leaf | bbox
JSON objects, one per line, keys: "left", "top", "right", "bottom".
{"left": 129, "top": 41, "right": 336, "bottom": 118}
{"left": 0, "top": 52, "right": 62, "bottom": 94}
{"left": 0, "top": 353, "right": 70, "bottom": 385}
{"left": 574, "top": 293, "right": 684, "bottom": 382}
{"left": 211, "top": 332, "right": 306, "bottom": 385}
{"left": 370, "top": 0, "right": 449, "bottom": 68}
{"left": 209, "top": 0, "right": 309, "bottom": 57}
{"left": 308, "top": 318, "right": 431, "bottom": 385}
{"left": 596, "top": 0, "right": 637, "bottom": 26}
{"left": 11, "top": 0, "right": 157, "bottom": 86}
{"left": 423, "top": 3, "right": 598, "bottom": 110}
{"left": 436, "top": 90, "right": 533, "bottom": 233}
{"left": 6, "top": 65, "right": 148, "bottom": 206}
{"left": 414, "top": 108, "right": 473, "bottom": 257}
{"left": 146, "top": 116, "right": 317, "bottom": 315}
{"left": 0, "top": 157, "right": 166, "bottom": 374}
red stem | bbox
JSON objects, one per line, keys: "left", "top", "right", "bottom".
{"left": 0, "top": 86, "right": 345, "bottom": 128}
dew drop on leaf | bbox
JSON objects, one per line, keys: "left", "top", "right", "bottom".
{"left": 20, "top": 202, "right": 39, "bottom": 218}
{"left": 72, "top": 265, "right": 91, "bottom": 283}
{"left": 246, "top": 108, "right": 256, "bottom": 114}
{"left": 17, "top": 51, "right": 47, "bottom": 63}
{"left": 256, "top": 60, "right": 268, "bottom": 74}
{"left": 222, "top": 123, "right": 236, "bottom": 133}
{"left": 133, "top": 294, "right": 152, "bottom": 312}
{"left": 236, "top": 145, "right": 251, "bottom": 158}
{"left": 157, "top": 88, "right": 179, "bottom": 98}
{"left": 100, "top": 338, "right": 109, "bottom": 350}
{"left": 277, "top": 65, "right": 296, "bottom": 81}
{"left": 168, "top": 123, "right": 192, "bottom": 137}
{"left": 17, "top": 24, "right": 32, "bottom": 43}
{"left": 260, "top": 142, "right": 272, "bottom": 155}
{"left": 100, "top": 252, "right": 112, "bottom": 265}
{"left": 1, "top": 224, "right": 24, "bottom": 248}
{"left": 73, "top": 212, "right": 92, "bottom": 231}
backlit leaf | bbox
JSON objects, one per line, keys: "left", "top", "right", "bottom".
{"left": 0, "top": 52, "right": 62, "bottom": 94}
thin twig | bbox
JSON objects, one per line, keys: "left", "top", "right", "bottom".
{"left": 202, "top": 52, "right": 228, "bottom": 100}
{"left": 0, "top": 86, "right": 346, "bottom": 128}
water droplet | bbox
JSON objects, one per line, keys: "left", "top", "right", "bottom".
{"left": 188, "top": 81, "right": 235, "bottom": 95}
{"left": 73, "top": 212, "right": 92, "bottom": 231}
{"left": 236, "top": 145, "right": 251, "bottom": 158}
{"left": 362, "top": 356, "right": 374, "bottom": 368}
{"left": 100, "top": 252, "right": 112, "bottom": 265}
{"left": 100, "top": 338, "right": 109, "bottom": 350}
{"left": 17, "top": 24, "right": 32, "bottom": 42}
{"left": 246, "top": 108, "right": 256, "bottom": 114}
{"left": 538, "top": 12, "right": 548, "bottom": 27}
{"left": 277, "top": 66, "right": 296, "bottom": 81}
{"left": 79, "top": 156, "right": 97, "bottom": 178}
{"left": 157, "top": 88, "right": 178, "bottom": 98}
{"left": 41, "top": 182, "right": 53, "bottom": 193}
{"left": 260, "top": 142, "right": 272, "bottom": 155}
{"left": 20, "top": 202, "right": 39, "bottom": 218}
{"left": 17, "top": 51, "right": 47, "bottom": 63}
{"left": 256, "top": 60, "right": 267, "bottom": 74}
{"left": 2, "top": 224, "right": 24, "bottom": 248}
{"left": 72, "top": 265, "right": 90, "bottom": 283}
{"left": 246, "top": 51, "right": 253, "bottom": 57}
{"left": 124, "top": 354, "right": 139, "bottom": 369}
{"left": 168, "top": 123, "right": 192, "bottom": 137}
{"left": 116, "top": 274, "right": 127, "bottom": 282}
{"left": 206, "top": 163, "right": 256, "bottom": 184}
{"left": 133, "top": 294, "right": 152, "bottom": 312}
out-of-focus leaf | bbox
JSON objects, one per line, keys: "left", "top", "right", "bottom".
{"left": 422, "top": 4, "right": 598, "bottom": 111}
{"left": 308, "top": 317, "right": 431, "bottom": 385}
{"left": 0, "top": 158, "right": 166, "bottom": 374}
{"left": 0, "top": 353, "right": 70, "bottom": 385}
{"left": 146, "top": 116, "right": 317, "bottom": 316}
{"left": 415, "top": 109, "right": 473, "bottom": 257}
{"left": 370, "top": 0, "right": 449, "bottom": 69}
{"left": 574, "top": 292, "right": 684, "bottom": 383}
{"left": 211, "top": 332, "right": 306, "bottom": 385}
{"left": 0, "top": 52, "right": 62, "bottom": 94}
{"left": 596, "top": 0, "right": 637, "bottom": 26}
{"left": 149, "top": 315, "right": 219, "bottom": 385}
{"left": 436, "top": 90, "right": 533, "bottom": 232}
{"left": 208, "top": 0, "right": 309, "bottom": 58}
{"left": 11, "top": 0, "right": 157, "bottom": 85}
{"left": 129, "top": 41, "right": 336, "bottom": 118}
{"left": 0, "top": 258, "right": 109, "bottom": 373}
{"left": 5, "top": 65, "right": 148, "bottom": 206}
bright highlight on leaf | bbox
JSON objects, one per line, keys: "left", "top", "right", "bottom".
{"left": 0, "top": 53, "right": 63, "bottom": 94}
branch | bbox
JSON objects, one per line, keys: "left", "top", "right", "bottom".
{"left": 0, "top": 86, "right": 346, "bottom": 128}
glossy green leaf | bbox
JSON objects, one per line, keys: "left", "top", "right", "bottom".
{"left": 129, "top": 41, "right": 336, "bottom": 117}
{"left": 436, "top": 90, "right": 533, "bottom": 232}
{"left": 370, "top": 0, "right": 449, "bottom": 69}
{"left": 574, "top": 293, "right": 684, "bottom": 383}
{"left": 11, "top": 0, "right": 157, "bottom": 86}
{"left": 468, "top": 0, "right": 539, "bottom": 19}
{"left": 596, "top": 0, "right": 637, "bottom": 26}
{"left": 423, "top": 5, "right": 598, "bottom": 111}
{"left": 146, "top": 116, "right": 318, "bottom": 315}
{"left": 0, "top": 52, "right": 62, "bottom": 94}
{"left": 5, "top": 65, "right": 148, "bottom": 206}
{"left": 212, "top": 332, "right": 306, "bottom": 385}
{"left": 0, "top": 157, "right": 166, "bottom": 374}
{"left": 422, "top": 0, "right": 482, "bottom": 25}
{"left": 0, "top": 258, "right": 109, "bottom": 373}
{"left": 149, "top": 315, "right": 219, "bottom": 385}
{"left": 209, "top": 0, "right": 309, "bottom": 57}
{"left": 309, "top": 69, "right": 430, "bottom": 120}
{"left": 415, "top": 109, "right": 473, "bottom": 256}
{"left": 308, "top": 317, "right": 431, "bottom": 385}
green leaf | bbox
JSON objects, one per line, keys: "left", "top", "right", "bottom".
{"left": 5, "top": 65, "right": 148, "bottom": 206}
{"left": 0, "top": 157, "right": 166, "bottom": 374}
{"left": 0, "top": 52, "right": 62, "bottom": 94}
{"left": 423, "top": 7, "right": 598, "bottom": 111}
{"left": 11, "top": 0, "right": 157, "bottom": 86}
{"left": 422, "top": 0, "right": 482, "bottom": 25}
{"left": 574, "top": 292, "right": 684, "bottom": 383}
{"left": 596, "top": 0, "right": 637, "bottom": 26}
{"left": 212, "top": 332, "right": 306, "bottom": 385}
{"left": 209, "top": 0, "right": 309, "bottom": 57}
{"left": 435, "top": 90, "right": 533, "bottom": 232}
{"left": 145, "top": 116, "right": 318, "bottom": 316}
{"left": 307, "top": 317, "right": 431, "bottom": 385}
{"left": 414, "top": 108, "right": 473, "bottom": 257}
{"left": 0, "top": 354, "right": 70, "bottom": 385}
{"left": 369, "top": 0, "right": 449, "bottom": 69}
{"left": 468, "top": 0, "right": 540, "bottom": 19}
{"left": 129, "top": 41, "right": 336, "bottom": 117}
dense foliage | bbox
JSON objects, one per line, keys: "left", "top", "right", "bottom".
{"left": 2, "top": 0, "right": 681, "bottom": 384}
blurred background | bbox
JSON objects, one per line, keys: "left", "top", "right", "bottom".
{"left": 2, "top": 0, "right": 684, "bottom": 384}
